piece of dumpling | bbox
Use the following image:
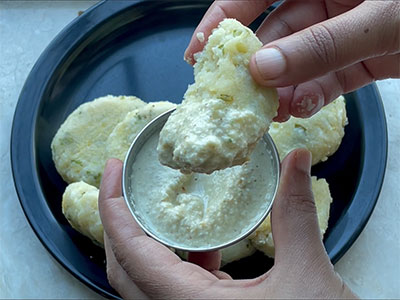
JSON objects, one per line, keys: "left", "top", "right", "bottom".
{"left": 250, "top": 177, "right": 333, "bottom": 257}
{"left": 51, "top": 95, "right": 145, "bottom": 187}
{"left": 220, "top": 238, "right": 256, "bottom": 267}
{"left": 269, "top": 96, "right": 347, "bottom": 165}
{"left": 105, "top": 101, "right": 176, "bottom": 161}
{"left": 62, "top": 181, "right": 103, "bottom": 247}
{"left": 158, "top": 19, "right": 278, "bottom": 174}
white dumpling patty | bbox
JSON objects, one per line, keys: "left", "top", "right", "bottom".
{"left": 51, "top": 95, "right": 145, "bottom": 187}
{"left": 158, "top": 19, "right": 278, "bottom": 174}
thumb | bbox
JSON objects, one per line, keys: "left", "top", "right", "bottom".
{"left": 271, "top": 149, "right": 328, "bottom": 267}
{"left": 250, "top": 1, "right": 399, "bottom": 87}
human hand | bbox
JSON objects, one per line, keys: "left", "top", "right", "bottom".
{"left": 99, "top": 149, "right": 358, "bottom": 299}
{"left": 184, "top": 0, "right": 400, "bottom": 121}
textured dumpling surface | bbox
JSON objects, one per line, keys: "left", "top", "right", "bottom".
{"left": 269, "top": 96, "right": 347, "bottom": 165}
{"left": 106, "top": 101, "right": 176, "bottom": 161}
{"left": 51, "top": 95, "right": 145, "bottom": 187}
{"left": 158, "top": 19, "right": 278, "bottom": 174}
{"left": 62, "top": 181, "right": 103, "bottom": 247}
{"left": 220, "top": 238, "right": 256, "bottom": 266}
{"left": 250, "top": 177, "right": 333, "bottom": 257}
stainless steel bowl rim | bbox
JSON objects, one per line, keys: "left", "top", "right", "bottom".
{"left": 122, "top": 108, "right": 281, "bottom": 252}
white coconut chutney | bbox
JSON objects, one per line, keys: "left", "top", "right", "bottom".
{"left": 130, "top": 132, "right": 277, "bottom": 249}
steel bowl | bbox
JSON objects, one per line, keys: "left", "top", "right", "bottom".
{"left": 122, "top": 108, "right": 280, "bottom": 252}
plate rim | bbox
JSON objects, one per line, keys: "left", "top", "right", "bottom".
{"left": 327, "top": 84, "right": 388, "bottom": 263}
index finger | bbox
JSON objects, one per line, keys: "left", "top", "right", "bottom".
{"left": 184, "top": 0, "right": 275, "bottom": 64}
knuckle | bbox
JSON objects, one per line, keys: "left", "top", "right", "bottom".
{"left": 335, "top": 69, "right": 349, "bottom": 93}
{"left": 271, "top": 14, "right": 295, "bottom": 38}
{"left": 302, "top": 24, "right": 338, "bottom": 66}
{"left": 286, "top": 193, "right": 317, "bottom": 214}
{"left": 111, "top": 241, "right": 132, "bottom": 271}
{"left": 106, "top": 262, "right": 121, "bottom": 291}
{"left": 109, "top": 236, "right": 149, "bottom": 278}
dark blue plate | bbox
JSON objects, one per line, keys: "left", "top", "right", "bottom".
{"left": 11, "top": 1, "right": 387, "bottom": 298}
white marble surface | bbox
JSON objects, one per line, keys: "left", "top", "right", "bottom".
{"left": 0, "top": 1, "right": 399, "bottom": 299}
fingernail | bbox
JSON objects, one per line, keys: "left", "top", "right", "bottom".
{"left": 255, "top": 47, "right": 286, "bottom": 80}
{"left": 273, "top": 113, "right": 290, "bottom": 123}
{"left": 184, "top": 54, "right": 193, "bottom": 65}
{"left": 293, "top": 94, "right": 324, "bottom": 118}
{"left": 295, "top": 150, "right": 311, "bottom": 174}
